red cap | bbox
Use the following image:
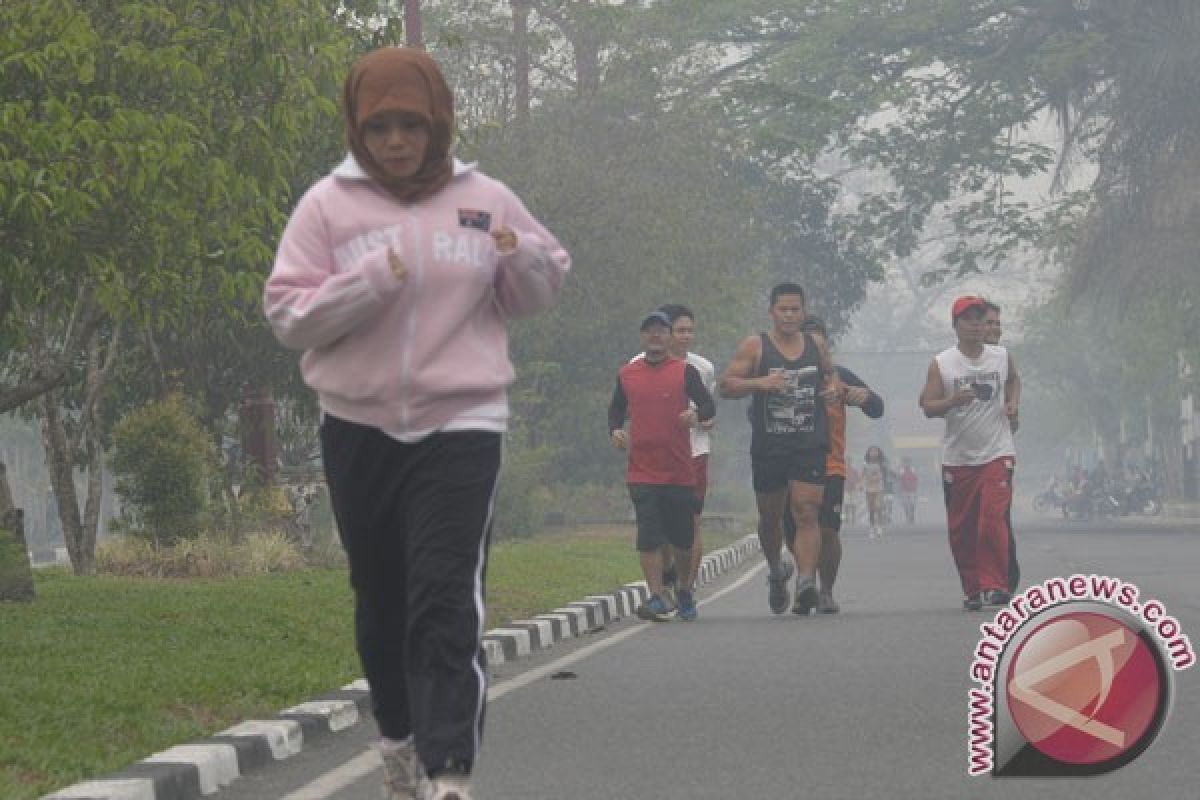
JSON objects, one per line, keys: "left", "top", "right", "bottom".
{"left": 951, "top": 295, "right": 986, "bottom": 321}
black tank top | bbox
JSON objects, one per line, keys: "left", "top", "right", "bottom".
{"left": 750, "top": 332, "right": 830, "bottom": 457}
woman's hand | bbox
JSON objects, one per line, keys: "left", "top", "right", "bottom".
{"left": 387, "top": 248, "right": 408, "bottom": 281}
{"left": 491, "top": 226, "right": 518, "bottom": 254}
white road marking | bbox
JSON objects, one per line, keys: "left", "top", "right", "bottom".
{"left": 278, "top": 560, "right": 765, "bottom": 800}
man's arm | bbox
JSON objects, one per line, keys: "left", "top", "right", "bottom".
{"left": 683, "top": 364, "right": 717, "bottom": 424}
{"left": 1005, "top": 351, "right": 1021, "bottom": 432}
{"left": 608, "top": 377, "right": 629, "bottom": 449}
{"left": 919, "top": 359, "right": 975, "bottom": 418}
{"left": 837, "top": 366, "right": 884, "bottom": 419}
{"left": 697, "top": 357, "right": 718, "bottom": 430}
{"left": 719, "top": 335, "right": 783, "bottom": 397}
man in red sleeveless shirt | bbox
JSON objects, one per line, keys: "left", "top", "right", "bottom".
{"left": 609, "top": 311, "right": 716, "bottom": 621}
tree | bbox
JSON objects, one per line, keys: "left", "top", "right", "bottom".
{"left": 0, "top": 0, "right": 361, "bottom": 416}
{"left": 417, "top": 0, "right": 891, "bottom": 485}
{"left": 1, "top": 0, "right": 373, "bottom": 571}
{"left": 0, "top": 461, "right": 36, "bottom": 601}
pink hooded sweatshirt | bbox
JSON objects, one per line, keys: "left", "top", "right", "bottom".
{"left": 264, "top": 155, "right": 570, "bottom": 440}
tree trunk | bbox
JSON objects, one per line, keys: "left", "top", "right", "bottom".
{"left": 574, "top": 31, "right": 600, "bottom": 100}
{"left": 404, "top": 0, "right": 423, "bottom": 48}
{"left": 512, "top": 0, "right": 531, "bottom": 120}
{"left": 80, "top": 433, "right": 103, "bottom": 565}
{"left": 0, "top": 462, "right": 36, "bottom": 601}
{"left": 40, "top": 394, "right": 93, "bottom": 576}
{"left": 76, "top": 329, "right": 116, "bottom": 568}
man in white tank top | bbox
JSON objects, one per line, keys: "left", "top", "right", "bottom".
{"left": 919, "top": 296, "right": 1020, "bottom": 611}
{"left": 983, "top": 300, "right": 1022, "bottom": 593}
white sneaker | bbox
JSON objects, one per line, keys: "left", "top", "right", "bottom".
{"left": 424, "top": 771, "right": 472, "bottom": 800}
{"left": 377, "top": 737, "right": 427, "bottom": 800}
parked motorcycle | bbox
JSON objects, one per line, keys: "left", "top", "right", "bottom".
{"left": 1091, "top": 486, "right": 1123, "bottom": 518}
{"left": 1059, "top": 482, "right": 1121, "bottom": 520}
{"left": 1033, "top": 480, "right": 1066, "bottom": 514}
{"left": 1119, "top": 479, "right": 1163, "bottom": 516}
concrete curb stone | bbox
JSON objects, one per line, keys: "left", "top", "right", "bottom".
{"left": 41, "top": 533, "right": 761, "bottom": 800}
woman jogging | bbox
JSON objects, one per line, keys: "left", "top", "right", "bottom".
{"left": 264, "top": 47, "right": 570, "bottom": 800}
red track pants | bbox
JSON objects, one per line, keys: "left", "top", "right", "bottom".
{"left": 942, "top": 457, "right": 1013, "bottom": 596}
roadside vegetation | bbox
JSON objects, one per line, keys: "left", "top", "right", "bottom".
{"left": 0, "top": 523, "right": 745, "bottom": 799}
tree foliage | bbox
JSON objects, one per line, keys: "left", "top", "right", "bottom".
{"left": 7, "top": 0, "right": 1198, "bottom": 540}
{"left": 0, "top": 0, "right": 362, "bottom": 414}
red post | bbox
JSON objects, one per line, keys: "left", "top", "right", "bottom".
{"left": 405, "top": 0, "right": 423, "bottom": 48}
{"left": 239, "top": 388, "right": 277, "bottom": 487}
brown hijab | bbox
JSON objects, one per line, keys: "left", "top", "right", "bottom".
{"left": 343, "top": 47, "right": 455, "bottom": 203}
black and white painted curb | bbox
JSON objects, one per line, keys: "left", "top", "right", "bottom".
{"left": 42, "top": 533, "right": 760, "bottom": 800}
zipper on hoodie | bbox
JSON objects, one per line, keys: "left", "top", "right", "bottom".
{"left": 397, "top": 207, "right": 421, "bottom": 431}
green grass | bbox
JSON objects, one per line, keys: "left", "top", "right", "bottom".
{"left": 0, "top": 524, "right": 744, "bottom": 799}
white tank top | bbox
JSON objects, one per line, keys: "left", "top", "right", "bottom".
{"left": 935, "top": 344, "right": 1015, "bottom": 466}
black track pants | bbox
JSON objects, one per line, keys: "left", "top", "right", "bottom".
{"left": 320, "top": 415, "right": 501, "bottom": 774}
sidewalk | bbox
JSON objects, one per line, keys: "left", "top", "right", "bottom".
{"left": 1164, "top": 500, "right": 1200, "bottom": 520}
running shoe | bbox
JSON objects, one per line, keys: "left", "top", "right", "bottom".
{"left": 792, "top": 574, "right": 819, "bottom": 616}
{"left": 676, "top": 588, "right": 698, "bottom": 622}
{"left": 636, "top": 593, "right": 674, "bottom": 621}
{"left": 662, "top": 564, "right": 678, "bottom": 591}
{"left": 963, "top": 594, "right": 984, "bottom": 612}
{"left": 767, "top": 559, "right": 794, "bottom": 614}
{"left": 660, "top": 583, "right": 678, "bottom": 613}
{"left": 377, "top": 737, "right": 426, "bottom": 800}
{"left": 817, "top": 591, "right": 840, "bottom": 614}
{"left": 423, "top": 770, "right": 471, "bottom": 800}
{"left": 986, "top": 589, "right": 1011, "bottom": 606}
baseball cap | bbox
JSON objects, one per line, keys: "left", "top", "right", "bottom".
{"left": 639, "top": 310, "right": 672, "bottom": 331}
{"left": 951, "top": 296, "right": 987, "bottom": 321}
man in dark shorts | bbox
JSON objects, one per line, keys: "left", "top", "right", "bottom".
{"left": 610, "top": 311, "right": 716, "bottom": 621}
{"left": 650, "top": 304, "right": 717, "bottom": 621}
{"left": 720, "top": 283, "right": 836, "bottom": 616}
{"left": 783, "top": 316, "right": 884, "bottom": 613}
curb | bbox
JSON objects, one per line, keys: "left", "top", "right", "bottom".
{"left": 42, "top": 533, "right": 762, "bottom": 800}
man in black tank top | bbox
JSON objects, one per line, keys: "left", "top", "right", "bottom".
{"left": 720, "top": 282, "right": 836, "bottom": 616}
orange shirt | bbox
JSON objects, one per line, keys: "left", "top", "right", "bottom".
{"left": 824, "top": 366, "right": 885, "bottom": 478}
{"left": 826, "top": 398, "right": 848, "bottom": 477}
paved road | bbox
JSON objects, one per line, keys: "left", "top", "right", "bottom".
{"left": 216, "top": 515, "right": 1199, "bottom": 799}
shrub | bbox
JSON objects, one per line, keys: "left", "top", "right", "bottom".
{"left": 110, "top": 393, "right": 216, "bottom": 544}
{"left": 492, "top": 441, "right": 553, "bottom": 540}
{"left": 96, "top": 531, "right": 307, "bottom": 578}
{"left": 545, "top": 481, "right": 631, "bottom": 524}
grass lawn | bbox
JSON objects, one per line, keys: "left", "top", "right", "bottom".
{"left": 0, "top": 523, "right": 744, "bottom": 799}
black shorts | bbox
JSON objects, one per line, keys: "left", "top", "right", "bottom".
{"left": 819, "top": 475, "right": 845, "bottom": 533}
{"left": 783, "top": 474, "right": 845, "bottom": 544}
{"left": 751, "top": 449, "right": 826, "bottom": 493}
{"left": 692, "top": 454, "right": 709, "bottom": 515}
{"left": 628, "top": 484, "right": 695, "bottom": 552}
